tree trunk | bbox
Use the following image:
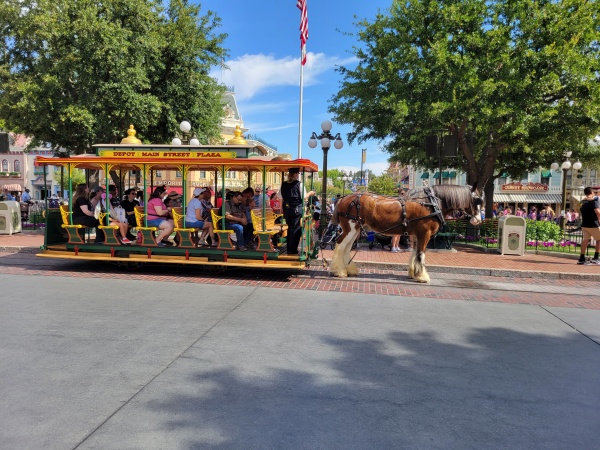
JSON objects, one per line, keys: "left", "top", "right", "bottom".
{"left": 483, "top": 179, "right": 495, "bottom": 220}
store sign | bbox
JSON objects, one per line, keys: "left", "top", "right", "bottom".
{"left": 98, "top": 150, "right": 237, "bottom": 158}
{"left": 501, "top": 182, "right": 548, "bottom": 191}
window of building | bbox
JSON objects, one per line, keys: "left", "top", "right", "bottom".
{"left": 14, "top": 160, "right": 20, "bottom": 172}
{"left": 176, "top": 171, "right": 182, "bottom": 178}
{"left": 226, "top": 171, "right": 237, "bottom": 178}
{"left": 199, "top": 171, "right": 206, "bottom": 179}
{"left": 1, "top": 159, "right": 8, "bottom": 171}
{"left": 155, "top": 171, "right": 162, "bottom": 177}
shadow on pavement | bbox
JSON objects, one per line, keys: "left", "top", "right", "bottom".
{"left": 141, "top": 327, "right": 599, "bottom": 449}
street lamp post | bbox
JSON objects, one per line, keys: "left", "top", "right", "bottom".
{"left": 551, "top": 151, "right": 582, "bottom": 230}
{"left": 308, "top": 120, "right": 343, "bottom": 238}
{"left": 338, "top": 175, "right": 349, "bottom": 196}
{"left": 172, "top": 121, "right": 200, "bottom": 146}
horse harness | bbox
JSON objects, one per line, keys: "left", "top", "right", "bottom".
{"left": 339, "top": 187, "right": 445, "bottom": 233}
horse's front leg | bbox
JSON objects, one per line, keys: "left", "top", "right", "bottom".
{"left": 412, "top": 231, "right": 431, "bottom": 283}
{"left": 345, "top": 225, "right": 360, "bottom": 277}
{"left": 330, "top": 221, "right": 360, "bottom": 278}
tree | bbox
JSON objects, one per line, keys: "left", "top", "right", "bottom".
{"left": 0, "top": 0, "right": 227, "bottom": 153}
{"left": 367, "top": 174, "right": 397, "bottom": 196}
{"left": 329, "top": 0, "right": 600, "bottom": 215}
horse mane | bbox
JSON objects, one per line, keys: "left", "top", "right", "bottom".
{"left": 408, "top": 185, "right": 473, "bottom": 211}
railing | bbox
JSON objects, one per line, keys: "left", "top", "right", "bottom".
{"left": 444, "top": 218, "right": 592, "bottom": 255}
{"left": 21, "top": 201, "right": 46, "bottom": 230}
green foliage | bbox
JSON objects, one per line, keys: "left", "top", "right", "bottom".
{"left": 329, "top": 0, "right": 600, "bottom": 190}
{"left": 56, "top": 168, "right": 86, "bottom": 192}
{"left": 0, "top": 0, "right": 227, "bottom": 153}
{"left": 525, "top": 219, "right": 562, "bottom": 243}
{"left": 367, "top": 174, "right": 397, "bottom": 195}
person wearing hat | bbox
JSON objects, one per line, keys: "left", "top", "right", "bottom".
{"left": 278, "top": 168, "right": 315, "bottom": 255}
{"left": 21, "top": 188, "right": 32, "bottom": 204}
{"left": 185, "top": 187, "right": 217, "bottom": 246}
{"left": 167, "top": 190, "right": 182, "bottom": 207}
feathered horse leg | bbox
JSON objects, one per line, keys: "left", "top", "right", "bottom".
{"left": 411, "top": 230, "right": 432, "bottom": 283}
{"left": 344, "top": 221, "right": 360, "bottom": 277}
{"left": 330, "top": 219, "right": 360, "bottom": 278}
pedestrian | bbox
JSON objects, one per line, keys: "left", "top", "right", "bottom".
{"left": 21, "top": 188, "right": 32, "bottom": 204}
{"left": 278, "top": 168, "right": 315, "bottom": 255}
{"left": 577, "top": 187, "right": 600, "bottom": 265}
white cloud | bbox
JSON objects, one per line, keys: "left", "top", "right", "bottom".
{"left": 212, "top": 52, "right": 356, "bottom": 100}
{"left": 246, "top": 122, "right": 298, "bottom": 133}
{"left": 336, "top": 161, "right": 389, "bottom": 176}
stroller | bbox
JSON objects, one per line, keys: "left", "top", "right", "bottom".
{"left": 319, "top": 223, "right": 360, "bottom": 250}
{"left": 320, "top": 223, "right": 341, "bottom": 250}
{"left": 368, "top": 232, "right": 393, "bottom": 250}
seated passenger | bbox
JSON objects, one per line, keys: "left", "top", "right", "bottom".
{"left": 146, "top": 186, "right": 174, "bottom": 247}
{"left": 185, "top": 187, "right": 216, "bottom": 246}
{"left": 167, "top": 191, "right": 182, "bottom": 207}
{"left": 120, "top": 188, "right": 138, "bottom": 240}
{"left": 71, "top": 183, "right": 103, "bottom": 244}
{"left": 224, "top": 191, "right": 252, "bottom": 251}
{"left": 107, "top": 201, "right": 132, "bottom": 244}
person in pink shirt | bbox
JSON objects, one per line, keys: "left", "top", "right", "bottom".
{"left": 146, "top": 186, "right": 174, "bottom": 247}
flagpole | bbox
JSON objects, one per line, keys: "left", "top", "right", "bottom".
{"left": 298, "top": 60, "right": 304, "bottom": 159}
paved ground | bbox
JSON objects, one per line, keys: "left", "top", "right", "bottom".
{"left": 0, "top": 275, "right": 599, "bottom": 449}
{"left": 1, "top": 232, "right": 599, "bottom": 449}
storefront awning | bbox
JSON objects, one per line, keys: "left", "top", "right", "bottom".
{"left": 432, "top": 172, "right": 441, "bottom": 179}
{"left": 540, "top": 170, "right": 552, "bottom": 178}
{"left": 0, "top": 183, "right": 23, "bottom": 191}
{"left": 420, "top": 172, "right": 429, "bottom": 179}
{"left": 494, "top": 193, "right": 562, "bottom": 203}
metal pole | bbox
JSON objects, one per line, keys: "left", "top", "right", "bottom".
{"left": 319, "top": 146, "right": 329, "bottom": 239}
{"left": 438, "top": 132, "right": 443, "bottom": 185}
{"left": 560, "top": 168, "right": 567, "bottom": 231}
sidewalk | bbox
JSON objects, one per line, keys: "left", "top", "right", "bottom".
{"left": 1, "top": 230, "right": 599, "bottom": 280}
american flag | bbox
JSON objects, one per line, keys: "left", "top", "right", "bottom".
{"left": 297, "top": 0, "right": 308, "bottom": 65}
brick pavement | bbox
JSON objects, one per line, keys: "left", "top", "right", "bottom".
{"left": 2, "top": 231, "right": 599, "bottom": 309}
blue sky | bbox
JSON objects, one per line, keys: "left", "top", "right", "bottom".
{"left": 200, "top": 0, "right": 393, "bottom": 175}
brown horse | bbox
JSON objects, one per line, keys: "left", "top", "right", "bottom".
{"left": 328, "top": 185, "right": 483, "bottom": 282}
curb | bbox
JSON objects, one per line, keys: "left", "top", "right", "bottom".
{"left": 353, "top": 261, "right": 600, "bottom": 282}
{"left": 3, "top": 245, "right": 600, "bottom": 282}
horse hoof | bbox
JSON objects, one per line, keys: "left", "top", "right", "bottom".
{"left": 414, "top": 275, "right": 430, "bottom": 283}
{"left": 346, "top": 262, "right": 359, "bottom": 277}
{"left": 331, "top": 270, "right": 348, "bottom": 278}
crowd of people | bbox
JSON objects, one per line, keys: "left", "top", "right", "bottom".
{"left": 492, "top": 203, "right": 583, "bottom": 226}
{"left": 65, "top": 182, "right": 293, "bottom": 250}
